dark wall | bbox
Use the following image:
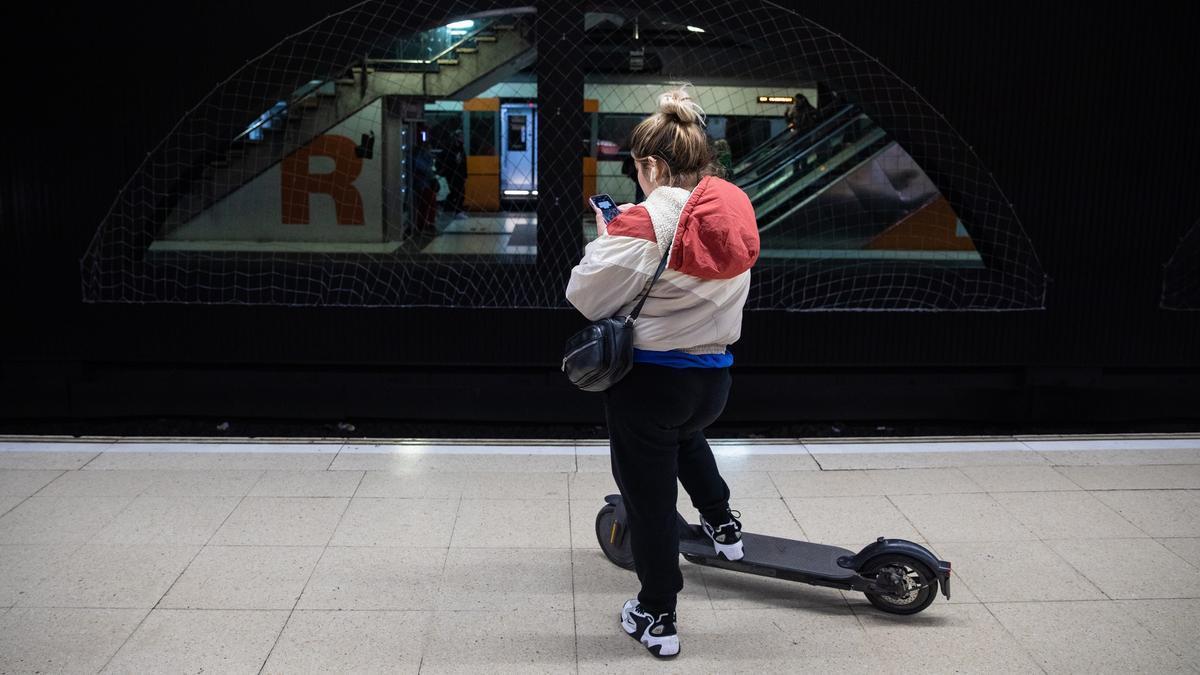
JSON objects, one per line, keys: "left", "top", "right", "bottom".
{"left": 2, "top": 1, "right": 1199, "bottom": 427}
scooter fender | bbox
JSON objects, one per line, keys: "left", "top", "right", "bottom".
{"left": 837, "top": 538, "right": 952, "bottom": 600}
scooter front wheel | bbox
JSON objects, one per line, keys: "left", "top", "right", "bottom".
{"left": 595, "top": 504, "right": 636, "bottom": 571}
{"left": 861, "top": 554, "right": 938, "bottom": 615}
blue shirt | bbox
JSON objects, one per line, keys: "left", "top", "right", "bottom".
{"left": 632, "top": 348, "right": 733, "bottom": 369}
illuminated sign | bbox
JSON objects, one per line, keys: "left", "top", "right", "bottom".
{"left": 757, "top": 96, "right": 795, "bottom": 104}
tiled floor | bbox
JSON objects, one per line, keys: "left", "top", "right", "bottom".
{"left": 420, "top": 213, "right": 538, "bottom": 256}
{"left": 1, "top": 435, "right": 1199, "bottom": 673}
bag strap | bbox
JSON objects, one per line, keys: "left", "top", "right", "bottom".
{"left": 626, "top": 243, "right": 672, "bottom": 325}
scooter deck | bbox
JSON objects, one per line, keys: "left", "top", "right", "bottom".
{"left": 680, "top": 525, "right": 858, "bottom": 581}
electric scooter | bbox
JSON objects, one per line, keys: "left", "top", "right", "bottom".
{"left": 596, "top": 495, "right": 952, "bottom": 614}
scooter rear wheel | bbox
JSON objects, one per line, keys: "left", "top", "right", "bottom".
{"left": 861, "top": 554, "right": 938, "bottom": 615}
{"left": 595, "top": 504, "right": 636, "bottom": 571}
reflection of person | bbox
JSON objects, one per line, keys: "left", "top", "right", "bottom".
{"left": 439, "top": 128, "right": 468, "bottom": 219}
{"left": 411, "top": 130, "right": 438, "bottom": 235}
{"left": 713, "top": 139, "right": 732, "bottom": 177}
{"left": 568, "top": 86, "right": 760, "bottom": 660}
{"left": 784, "top": 92, "right": 817, "bottom": 133}
{"left": 621, "top": 154, "right": 645, "bottom": 203}
{"left": 815, "top": 81, "right": 842, "bottom": 110}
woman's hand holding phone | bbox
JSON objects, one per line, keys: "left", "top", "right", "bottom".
{"left": 589, "top": 201, "right": 635, "bottom": 238}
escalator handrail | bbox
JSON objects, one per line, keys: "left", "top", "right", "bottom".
{"left": 736, "top": 112, "right": 872, "bottom": 196}
{"left": 731, "top": 128, "right": 792, "bottom": 175}
{"left": 731, "top": 103, "right": 858, "bottom": 179}
{"left": 755, "top": 131, "right": 893, "bottom": 235}
{"left": 734, "top": 107, "right": 862, "bottom": 190}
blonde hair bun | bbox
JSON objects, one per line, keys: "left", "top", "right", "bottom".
{"left": 657, "top": 87, "right": 705, "bottom": 127}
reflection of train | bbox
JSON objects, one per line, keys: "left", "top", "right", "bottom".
{"left": 422, "top": 81, "right": 980, "bottom": 264}
{"left": 421, "top": 80, "right": 804, "bottom": 211}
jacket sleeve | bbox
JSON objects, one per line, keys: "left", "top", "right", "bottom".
{"left": 565, "top": 234, "right": 658, "bottom": 322}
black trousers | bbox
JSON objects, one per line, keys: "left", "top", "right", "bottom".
{"left": 602, "top": 364, "right": 733, "bottom": 614}
{"left": 445, "top": 175, "right": 465, "bottom": 212}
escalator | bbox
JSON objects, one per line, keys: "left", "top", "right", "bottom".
{"left": 734, "top": 105, "right": 982, "bottom": 265}
{"left": 731, "top": 103, "right": 857, "bottom": 185}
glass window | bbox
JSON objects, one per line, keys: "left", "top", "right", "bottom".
{"left": 469, "top": 111, "right": 497, "bottom": 155}
{"left": 507, "top": 114, "right": 529, "bottom": 151}
{"left": 596, "top": 114, "right": 645, "bottom": 159}
{"left": 423, "top": 112, "right": 461, "bottom": 149}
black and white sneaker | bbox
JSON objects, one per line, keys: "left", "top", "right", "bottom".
{"left": 620, "top": 599, "right": 680, "bottom": 658}
{"left": 700, "top": 509, "right": 744, "bottom": 561}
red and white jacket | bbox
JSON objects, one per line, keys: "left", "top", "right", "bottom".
{"left": 566, "top": 176, "right": 760, "bottom": 354}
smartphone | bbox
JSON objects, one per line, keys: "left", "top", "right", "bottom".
{"left": 588, "top": 194, "right": 623, "bottom": 224}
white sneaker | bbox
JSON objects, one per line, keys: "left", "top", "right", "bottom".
{"left": 621, "top": 599, "right": 679, "bottom": 658}
{"left": 700, "top": 509, "right": 744, "bottom": 561}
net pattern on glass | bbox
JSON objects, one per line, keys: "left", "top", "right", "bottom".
{"left": 80, "top": 0, "right": 1045, "bottom": 311}
{"left": 1163, "top": 219, "right": 1200, "bottom": 310}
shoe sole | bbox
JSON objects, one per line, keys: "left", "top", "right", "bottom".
{"left": 702, "top": 526, "right": 745, "bottom": 561}
{"left": 713, "top": 538, "right": 744, "bottom": 561}
{"left": 620, "top": 609, "right": 680, "bottom": 659}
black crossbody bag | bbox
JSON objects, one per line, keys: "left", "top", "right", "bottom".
{"left": 561, "top": 245, "right": 672, "bottom": 392}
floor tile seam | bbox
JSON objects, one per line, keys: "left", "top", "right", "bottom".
{"left": 433, "top": 497, "right": 464, "bottom": 593}
{"left": 1083, "top": 486, "right": 1200, "bottom": 492}
{"left": 257, "top": 528, "right": 340, "bottom": 675}
{"left": 758, "top": 470, "right": 787, "bottom": 502}
{"left": 982, "top": 598, "right": 1121, "bottom": 606}
{"left": 776, "top": 494, "right": 813, "bottom": 541}
{"left": 1026, "top": 534, "right": 1113, "bottom": 601}
{"left": 23, "top": 469, "right": 70, "bottom": 498}
{"left": 344, "top": 470, "right": 370, "bottom": 503}
{"left": 975, "top": 599, "right": 1052, "bottom": 675}
{"left": 154, "top": 487, "right": 255, "bottom": 608}
{"left": 65, "top": 490, "right": 144, "bottom": 552}
{"left": 883, "top": 493, "right": 934, "bottom": 547}
{"left": 843, "top": 603, "right": 941, "bottom": 669}
{"left": 94, "top": 604, "right": 156, "bottom": 674}
{"left": 0, "top": 539, "right": 93, "bottom": 606}
{"left": 985, "top": 487, "right": 1134, "bottom": 542}
{"left": 838, "top": 586, "right": 870, "bottom": 636}
{"left": 136, "top": 545, "right": 221, "bottom": 617}
{"left": 1039, "top": 463, "right": 1088, "bottom": 491}
{"left": 694, "top": 564, "right": 717, "bottom": 611}
{"left": 945, "top": 465, "right": 991, "bottom": 493}
{"left": 566, "top": 503, "right": 580, "bottom": 674}
{"left": 1119, "top": 606, "right": 1200, "bottom": 671}
{"left": 1016, "top": 440, "right": 1045, "bottom": 459}
{"left": 807, "top": 445, "right": 827, "bottom": 470}
{"left": 928, "top": 536, "right": 1161, "bottom": 545}
{"left": 256, "top": 485, "right": 364, "bottom": 673}
{"left": 1060, "top": 489, "right": 1174, "bottom": 540}
{"left": 324, "top": 443, "right": 347, "bottom": 471}
{"left": 242, "top": 469, "right": 281, "bottom": 499}
{"left": 74, "top": 450, "right": 109, "bottom": 471}
{"left": 0, "top": 492, "right": 38, "bottom": 520}
{"left": 1150, "top": 538, "right": 1200, "bottom": 573}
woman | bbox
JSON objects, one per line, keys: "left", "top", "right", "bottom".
{"left": 566, "top": 86, "right": 760, "bottom": 659}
